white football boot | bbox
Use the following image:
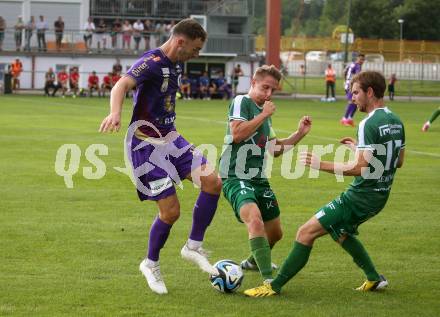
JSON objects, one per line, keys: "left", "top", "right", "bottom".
{"left": 139, "top": 259, "right": 168, "bottom": 295}
{"left": 181, "top": 243, "right": 218, "bottom": 275}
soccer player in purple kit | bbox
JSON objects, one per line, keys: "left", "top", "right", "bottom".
{"left": 340, "top": 54, "right": 365, "bottom": 127}
{"left": 99, "top": 18, "right": 221, "bottom": 295}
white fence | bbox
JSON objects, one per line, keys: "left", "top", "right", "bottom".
{"left": 286, "top": 61, "right": 440, "bottom": 81}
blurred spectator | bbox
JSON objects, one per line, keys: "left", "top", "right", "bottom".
{"left": 199, "top": 71, "right": 210, "bottom": 100}
{"left": 180, "top": 73, "right": 191, "bottom": 100}
{"left": 88, "top": 71, "right": 100, "bottom": 97}
{"left": 111, "top": 18, "right": 122, "bottom": 50}
{"left": 11, "top": 58, "right": 23, "bottom": 91}
{"left": 208, "top": 80, "right": 217, "bottom": 99}
{"left": 44, "top": 67, "right": 59, "bottom": 96}
{"left": 14, "top": 16, "right": 25, "bottom": 51}
{"left": 231, "top": 64, "right": 243, "bottom": 96}
{"left": 112, "top": 58, "right": 122, "bottom": 75}
{"left": 133, "top": 19, "right": 144, "bottom": 53}
{"left": 36, "top": 15, "right": 47, "bottom": 51}
{"left": 0, "top": 16, "right": 5, "bottom": 51}
{"left": 122, "top": 20, "right": 132, "bottom": 50}
{"left": 101, "top": 72, "right": 113, "bottom": 97}
{"left": 54, "top": 16, "right": 64, "bottom": 51}
{"left": 69, "top": 67, "right": 79, "bottom": 98}
{"left": 96, "top": 19, "right": 107, "bottom": 52}
{"left": 57, "top": 67, "right": 68, "bottom": 97}
{"left": 83, "top": 17, "right": 95, "bottom": 52}
{"left": 111, "top": 72, "right": 121, "bottom": 85}
{"left": 24, "top": 16, "right": 35, "bottom": 52}
{"left": 324, "top": 63, "right": 336, "bottom": 101}
{"left": 143, "top": 19, "right": 153, "bottom": 51}
{"left": 165, "top": 20, "right": 175, "bottom": 38}
{"left": 388, "top": 73, "right": 397, "bottom": 101}
{"left": 216, "top": 71, "right": 232, "bottom": 99}
{"left": 156, "top": 21, "right": 167, "bottom": 45}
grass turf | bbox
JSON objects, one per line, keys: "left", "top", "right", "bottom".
{"left": 1, "top": 95, "right": 439, "bottom": 316}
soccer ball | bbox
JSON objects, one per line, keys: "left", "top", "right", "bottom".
{"left": 209, "top": 259, "right": 244, "bottom": 293}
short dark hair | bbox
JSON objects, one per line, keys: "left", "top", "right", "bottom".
{"left": 351, "top": 71, "right": 386, "bottom": 99}
{"left": 172, "top": 18, "right": 207, "bottom": 42}
{"left": 253, "top": 65, "right": 282, "bottom": 82}
{"left": 358, "top": 53, "right": 365, "bottom": 58}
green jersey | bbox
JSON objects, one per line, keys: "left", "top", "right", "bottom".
{"left": 345, "top": 107, "right": 405, "bottom": 211}
{"left": 219, "top": 95, "right": 276, "bottom": 180}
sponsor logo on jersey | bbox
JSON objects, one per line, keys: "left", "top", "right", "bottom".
{"left": 148, "top": 177, "right": 173, "bottom": 195}
{"left": 153, "top": 56, "right": 161, "bottom": 62}
{"left": 161, "top": 68, "right": 170, "bottom": 92}
{"left": 164, "top": 95, "right": 175, "bottom": 113}
{"left": 263, "top": 189, "right": 274, "bottom": 198}
{"left": 379, "top": 124, "right": 403, "bottom": 136}
{"left": 131, "top": 61, "right": 149, "bottom": 77}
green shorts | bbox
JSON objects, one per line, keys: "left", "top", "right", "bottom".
{"left": 315, "top": 192, "right": 382, "bottom": 241}
{"left": 222, "top": 178, "right": 280, "bottom": 223}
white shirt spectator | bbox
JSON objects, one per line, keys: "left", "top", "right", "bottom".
{"left": 133, "top": 20, "right": 144, "bottom": 38}
{"left": 36, "top": 20, "right": 47, "bottom": 31}
{"left": 84, "top": 21, "right": 95, "bottom": 36}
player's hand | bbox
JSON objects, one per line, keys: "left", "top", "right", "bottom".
{"left": 99, "top": 112, "right": 121, "bottom": 133}
{"left": 299, "top": 151, "right": 321, "bottom": 170}
{"left": 262, "top": 100, "right": 276, "bottom": 118}
{"left": 298, "top": 115, "right": 312, "bottom": 135}
{"left": 340, "top": 137, "right": 357, "bottom": 151}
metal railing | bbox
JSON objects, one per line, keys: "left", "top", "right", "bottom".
{"left": 90, "top": 0, "right": 251, "bottom": 18}
{"left": 0, "top": 28, "right": 255, "bottom": 55}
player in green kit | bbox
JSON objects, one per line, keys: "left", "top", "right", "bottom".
{"left": 219, "top": 65, "right": 312, "bottom": 283}
{"left": 244, "top": 70, "right": 405, "bottom": 296}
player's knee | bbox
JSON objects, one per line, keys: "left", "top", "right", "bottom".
{"left": 296, "top": 224, "right": 314, "bottom": 244}
{"left": 246, "top": 217, "right": 265, "bottom": 236}
{"left": 160, "top": 208, "right": 180, "bottom": 224}
{"left": 202, "top": 174, "right": 222, "bottom": 194}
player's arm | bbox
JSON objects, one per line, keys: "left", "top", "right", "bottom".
{"left": 271, "top": 116, "right": 312, "bottom": 157}
{"left": 99, "top": 75, "right": 136, "bottom": 133}
{"left": 300, "top": 148, "right": 371, "bottom": 176}
{"left": 230, "top": 100, "right": 275, "bottom": 143}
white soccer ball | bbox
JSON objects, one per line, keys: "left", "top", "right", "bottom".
{"left": 209, "top": 259, "right": 244, "bottom": 293}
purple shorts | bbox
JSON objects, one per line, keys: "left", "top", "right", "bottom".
{"left": 129, "top": 134, "right": 207, "bottom": 201}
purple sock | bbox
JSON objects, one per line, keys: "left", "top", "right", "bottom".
{"left": 189, "top": 191, "right": 219, "bottom": 241}
{"left": 147, "top": 217, "right": 172, "bottom": 261}
{"left": 344, "top": 103, "right": 353, "bottom": 118}
{"left": 347, "top": 103, "right": 357, "bottom": 119}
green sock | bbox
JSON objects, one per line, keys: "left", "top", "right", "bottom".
{"left": 341, "top": 235, "right": 380, "bottom": 281}
{"left": 246, "top": 243, "right": 273, "bottom": 265}
{"left": 271, "top": 241, "right": 312, "bottom": 293}
{"left": 246, "top": 253, "right": 256, "bottom": 265}
{"left": 250, "top": 237, "right": 272, "bottom": 280}
{"left": 428, "top": 108, "right": 440, "bottom": 124}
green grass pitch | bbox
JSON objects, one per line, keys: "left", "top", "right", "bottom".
{"left": 1, "top": 95, "right": 439, "bottom": 316}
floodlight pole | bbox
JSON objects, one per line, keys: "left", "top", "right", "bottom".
{"left": 398, "top": 19, "right": 404, "bottom": 61}
{"left": 343, "top": 0, "right": 352, "bottom": 67}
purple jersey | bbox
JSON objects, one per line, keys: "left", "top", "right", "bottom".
{"left": 127, "top": 48, "right": 183, "bottom": 137}
{"left": 344, "top": 62, "right": 362, "bottom": 91}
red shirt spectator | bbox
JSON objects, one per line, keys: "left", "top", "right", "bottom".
{"left": 58, "top": 70, "right": 68, "bottom": 84}
{"left": 88, "top": 72, "right": 99, "bottom": 86}
{"left": 70, "top": 71, "right": 79, "bottom": 83}
{"left": 112, "top": 73, "right": 121, "bottom": 85}
{"left": 103, "top": 74, "right": 112, "bottom": 87}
